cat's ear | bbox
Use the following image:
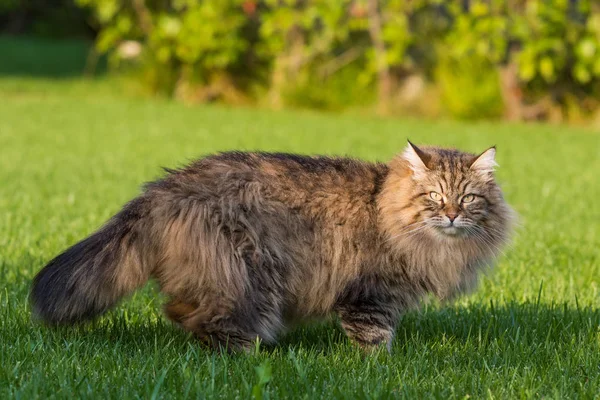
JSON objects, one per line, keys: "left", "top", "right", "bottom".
{"left": 469, "top": 146, "right": 497, "bottom": 175}
{"left": 402, "top": 140, "right": 432, "bottom": 178}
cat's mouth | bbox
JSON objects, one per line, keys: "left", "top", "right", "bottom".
{"left": 435, "top": 224, "right": 471, "bottom": 238}
{"left": 430, "top": 217, "right": 473, "bottom": 238}
{"left": 441, "top": 226, "right": 460, "bottom": 236}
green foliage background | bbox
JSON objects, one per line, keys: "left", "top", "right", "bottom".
{"left": 65, "top": 0, "right": 600, "bottom": 120}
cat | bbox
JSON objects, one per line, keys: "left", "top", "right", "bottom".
{"left": 31, "top": 141, "right": 514, "bottom": 352}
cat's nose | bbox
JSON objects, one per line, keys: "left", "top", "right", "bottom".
{"left": 446, "top": 212, "right": 458, "bottom": 222}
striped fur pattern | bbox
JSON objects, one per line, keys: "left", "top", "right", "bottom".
{"left": 31, "top": 142, "right": 514, "bottom": 351}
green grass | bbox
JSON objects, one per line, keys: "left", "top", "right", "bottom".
{"left": 0, "top": 36, "right": 98, "bottom": 78}
{"left": 1, "top": 37, "right": 600, "bottom": 399}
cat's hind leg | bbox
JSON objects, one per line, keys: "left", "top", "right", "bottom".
{"left": 164, "top": 293, "right": 283, "bottom": 352}
{"left": 165, "top": 299, "right": 258, "bottom": 352}
{"left": 164, "top": 299, "right": 198, "bottom": 324}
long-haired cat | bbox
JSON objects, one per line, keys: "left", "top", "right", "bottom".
{"left": 31, "top": 141, "right": 514, "bottom": 351}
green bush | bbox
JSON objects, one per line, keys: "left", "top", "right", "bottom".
{"left": 283, "top": 62, "right": 375, "bottom": 111}
{"left": 74, "top": 0, "right": 600, "bottom": 121}
{"left": 0, "top": 0, "right": 18, "bottom": 13}
{"left": 0, "top": 0, "right": 93, "bottom": 38}
{"left": 436, "top": 54, "right": 504, "bottom": 120}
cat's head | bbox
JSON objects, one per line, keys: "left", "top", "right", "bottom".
{"left": 380, "top": 141, "right": 513, "bottom": 245}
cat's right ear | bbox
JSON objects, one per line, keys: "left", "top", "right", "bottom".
{"left": 402, "top": 140, "right": 431, "bottom": 178}
{"left": 469, "top": 146, "right": 497, "bottom": 180}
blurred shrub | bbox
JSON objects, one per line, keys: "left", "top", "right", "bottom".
{"left": 436, "top": 54, "right": 504, "bottom": 120}
{"left": 283, "top": 63, "right": 375, "bottom": 111}
{"left": 0, "top": 0, "right": 93, "bottom": 38}
{"left": 0, "top": 0, "right": 18, "bottom": 13}
{"left": 0, "top": 35, "right": 102, "bottom": 76}
{"left": 73, "top": 0, "right": 600, "bottom": 121}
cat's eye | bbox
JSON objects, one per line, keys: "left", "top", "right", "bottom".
{"left": 462, "top": 194, "right": 476, "bottom": 203}
{"left": 429, "top": 191, "right": 442, "bottom": 201}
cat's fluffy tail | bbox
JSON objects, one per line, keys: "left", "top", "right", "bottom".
{"left": 31, "top": 197, "right": 156, "bottom": 325}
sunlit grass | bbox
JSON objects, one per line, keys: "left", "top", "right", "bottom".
{"left": 1, "top": 37, "right": 599, "bottom": 399}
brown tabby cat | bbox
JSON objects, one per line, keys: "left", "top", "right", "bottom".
{"left": 31, "top": 141, "right": 514, "bottom": 351}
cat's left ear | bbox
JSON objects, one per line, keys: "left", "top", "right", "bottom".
{"left": 402, "top": 140, "right": 432, "bottom": 179}
{"left": 469, "top": 146, "right": 497, "bottom": 175}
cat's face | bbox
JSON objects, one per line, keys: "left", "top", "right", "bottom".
{"left": 399, "top": 142, "right": 506, "bottom": 240}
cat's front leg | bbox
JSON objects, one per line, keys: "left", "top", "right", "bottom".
{"left": 336, "top": 301, "right": 398, "bottom": 352}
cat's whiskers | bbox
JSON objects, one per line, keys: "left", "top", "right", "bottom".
{"left": 400, "top": 225, "right": 431, "bottom": 240}
{"left": 384, "top": 221, "right": 430, "bottom": 243}
{"left": 464, "top": 227, "right": 496, "bottom": 258}
{"left": 385, "top": 227, "right": 429, "bottom": 244}
{"left": 464, "top": 225, "right": 505, "bottom": 262}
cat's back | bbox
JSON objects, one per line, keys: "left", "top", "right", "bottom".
{"left": 147, "top": 151, "right": 388, "bottom": 209}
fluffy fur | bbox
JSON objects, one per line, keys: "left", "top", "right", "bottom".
{"left": 31, "top": 142, "right": 514, "bottom": 351}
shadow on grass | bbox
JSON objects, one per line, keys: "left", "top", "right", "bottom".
{"left": 33, "top": 301, "right": 600, "bottom": 357}
{"left": 395, "top": 301, "right": 600, "bottom": 347}
{"left": 277, "top": 301, "right": 600, "bottom": 353}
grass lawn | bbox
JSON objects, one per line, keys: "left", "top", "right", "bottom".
{"left": 1, "top": 37, "right": 600, "bottom": 399}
